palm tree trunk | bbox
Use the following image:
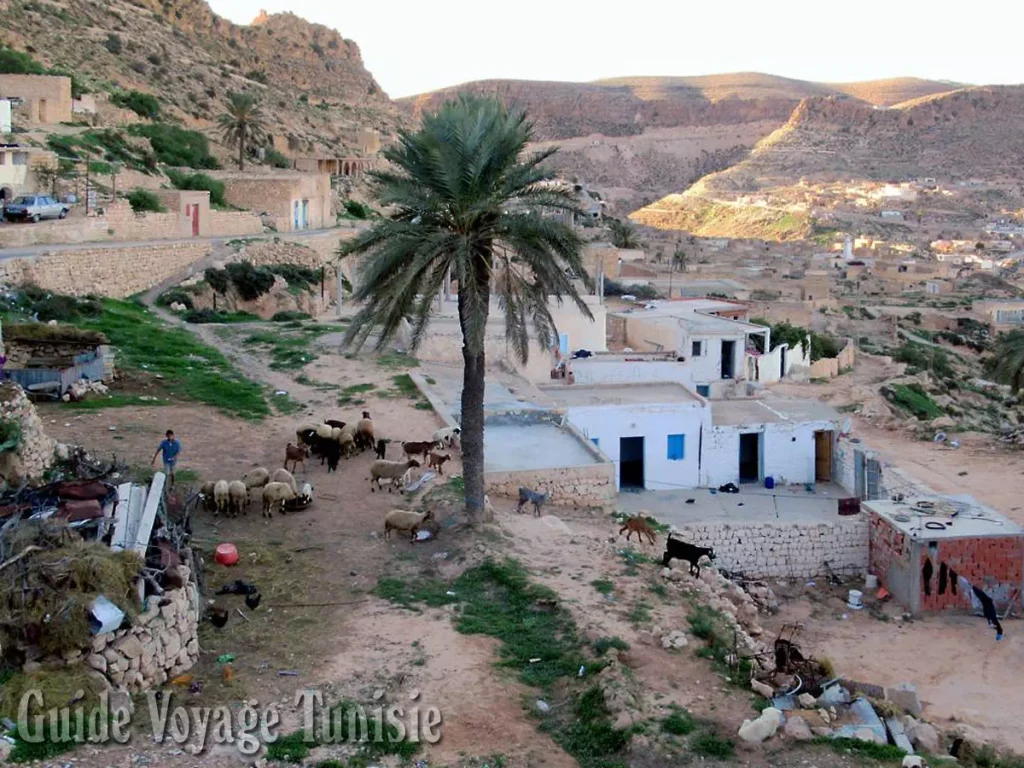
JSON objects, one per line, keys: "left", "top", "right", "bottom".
{"left": 457, "top": 264, "right": 490, "bottom": 522}
{"left": 239, "top": 133, "right": 246, "bottom": 171}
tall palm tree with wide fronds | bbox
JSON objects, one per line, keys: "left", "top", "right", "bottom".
{"left": 340, "top": 95, "right": 592, "bottom": 519}
{"left": 218, "top": 92, "right": 268, "bottom": 171}
{"left": 988, "top": 330, "right": 1024, "bottom": 393}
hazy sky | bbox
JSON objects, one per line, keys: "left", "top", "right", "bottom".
{"left": 207, "top": 0, "right": 1024, "bottom": 99}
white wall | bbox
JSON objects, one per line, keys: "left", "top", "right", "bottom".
{"left": 572, "top": 359, "right": 695, "bottom": 390}
{"left": 0, "top": 100, "right": 11, "bottom": 134}
{"left": 566, "top": 402, "right": 710, "bottom": 490}
{"left": 685, "top": 332, "right": 746, "bottom": 387}
{"left": 747, "top": 341, "right": 810, "bottom": 384}
{"left": 700, "top": 419, "right": 839, "bottom": 487}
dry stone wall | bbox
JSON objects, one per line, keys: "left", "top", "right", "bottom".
{"left": 671, "top": 515, "right": 869, "bottom": 578}
{"left": 0, "top": 241, "right": 211, "bottom": 298}
{"left": 485, "top": 463, "right": 616, "bottom": 508}
{"left": 86, "top": 565, "right": 200, "bottom": 693}
{"left": 0, "top": 382, "right": 56, "bottom": 484}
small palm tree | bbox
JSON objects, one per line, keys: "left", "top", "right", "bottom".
{"left": 608, "top": 218, "right": 640, "bottom": 250}
{"left": 988, "top": 331, "right": 1024, "bottom": 393}
{"left": 340, "top": 95, "right": 591, "bottom": 519}
{"left": 218, "top": 92, "right": 268, "bottom": 171}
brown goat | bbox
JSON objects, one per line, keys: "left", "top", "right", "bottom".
{"left": 402, "top": 440, "right": 439, "bottom": 461}
{"left": 427, "top": 452, "right": 451, "bottom": 474}
{"left": 284, "top": 442, "right": 310, "bottom": 473}
{"left": 619, "top": 516, "right": 657, "bottom": 545}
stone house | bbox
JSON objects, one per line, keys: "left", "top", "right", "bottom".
{"left": 216, "top": 172, "right": 331, "bottom": 232}
{"left": 155, "top": 189, "right": 211, "bottom": 238}
{"left": 0, "top": 74, "right": 72, "bottom": 124}
{"left": 0, "top": 143, "right": 53, "bottom": 203}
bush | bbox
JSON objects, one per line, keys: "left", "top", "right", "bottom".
{"left": 0, "top": 43, "right": 44, "bottom": 74}
{"left": 165, "top": 169, "right": 226, "bottom": 205}
{"left": 891, "top": 342, "right": 954, "bottom": 378}
{"left": 156, "top": 289, "right": 195, "bottom": 310}
{"left": 32, "top": 294, "right": 102, "bottom": 322}
{"left": 127, "top": 188, "right": 165, "bottom": 213}
{"left": 268, "top": 264, "right": 320, "bottom": 291}
{"left": 342, "top": 199, "right": 373, "bottom": 219}
{"left": 691, "top": 732, "right": 734, "bottom": 758}
{"left": 129, "top": 124, "right": 217, "bottom": 169}
{"left": 204, "top": 267, "right": 229, "bottom": 294}
{"left": 183, "top": 309, "right": 257, "bottom": 324}
{"left": 603, "top": 278, "right": 660, "bottom": 301}
{"left": 103, "top": 34, "right": 123, "bottom": 55}
{"left": 264, "top": 148, "right": 290, "bottom": 169}
{"left": 270, "top": 310, "right": 310, "bottom": 322}
{"left": 751, "top": 319, "right": 841, "bottom": 362}
{"left": 882, "top": 383, "right": 944, "bottom": 420}
{"left": 225, "top": 262, "right": 275, "bottom": 301}
{"left": 111, "top": 90, "right": 160, "bottom": 119}
{"left": 245, "top": 70, "right": 268, "bottom": 84}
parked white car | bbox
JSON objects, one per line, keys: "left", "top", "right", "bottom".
{"left": 3, "top": 194, "right": 70, "bottom": 223}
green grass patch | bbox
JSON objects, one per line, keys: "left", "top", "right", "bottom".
{"left": 882, "top": 383, "right": 943, "bottom": 420}
{"left": 815, "top": 736, "right": 907, "bottom": 761}
{"left": 129, "top": 124, "right": 218, "bottom": 169}
{"left": 592, "top": 636, "right": 629, "bottom": 656}
{"left": 660, "top": 707, "right": 695, "bottom": 736}
{"left": 294, "top": 374, "right": 339, "bottom": 390}
{"left": 183, "top": 309, "right": 259, "bottom": 324}
{"left": 687, "top": 605, "right": 716, "bottom": 640}
{"left": 376, "top": 351, "right": 419, "bottom": 368}
{"left": 243, "top": 324, "right": 332, "bottom": 372}
{"left": 591, "top": 578, "right": 615, "bottom": 595}
{"left": 337, "top": 382, "right": 375, "bottom": 405}
{"left": 76, "top": 300, "right": 268, "bottom": 419}
{"left": 628, "top": 600, "right": 652, "bottom": 626}
{"left": 543, "top": 686, "right": 630, "bottom": 768}
{"left": 62, "top": 394, "right": 169, "bottom": 410}
{"left": 648, "top": 582, "right": 669, "bottom": 600}
{"left": 690, "top": 732, "right": 734, "bottom": 758}
{"left": 271, "top": 392, "right": 305, "bottom": 416}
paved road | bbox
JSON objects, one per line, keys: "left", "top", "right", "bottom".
{"left": 0, "top": 225, "right": 350, "bottom": 260}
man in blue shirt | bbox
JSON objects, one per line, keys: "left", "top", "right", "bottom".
{"left": 152, "top": 430, "right": 182, "bottom": 485}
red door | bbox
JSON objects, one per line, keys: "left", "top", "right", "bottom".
{"left": 190, "top": 204, "right": 200, "bottom": 236}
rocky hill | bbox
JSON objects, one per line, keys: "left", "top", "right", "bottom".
{"left": 0, "top": 0, "right": 400, "bottom": 154}
{"left": 398, "top": 73, "right": 959, "bottom": 213}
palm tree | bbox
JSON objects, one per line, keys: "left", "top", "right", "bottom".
{"left": 608, "top": 218, "right": 640, "bottom": 249}
{"left": 340, "top": 95, "right": 591, "bottom": 519}
{"left": 988, "top": 331, "right": 1024, "bottom": 393}
{"left": 218, "top": 92, "right": 268, "bottom": 171}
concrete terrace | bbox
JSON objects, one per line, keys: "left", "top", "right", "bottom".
{"left": 617, "top": 482, "right": 851, "bottom": 529}
{"left": 541, "top": 382, "right": 701, "bottom": 407}
{"left": 484, "top": 423, "right": 601, "bottom": 472}
{"left": 865, "top": 496, "right": 1024, "bottom": 541}
{"left": 712, "top": 397, "right": 843, "bottom": 427}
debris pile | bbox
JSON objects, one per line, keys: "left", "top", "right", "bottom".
{"left": 0, "top": 382, "right": 57, "bottom": 485}
{"left": 63, "top": 379, "right": 110, "bottom": 402}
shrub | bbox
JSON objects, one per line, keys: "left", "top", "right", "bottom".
{"left": 603, "top": 278, "right": 660, "bottom": 301}
{"left": 751, "top": 319, "right": 841, "bottom": 362}
{"left": 127, "top": 188, "right": 165, "bottom": 213}
{"left": 0, "top": 43, "right": 44, "bottom": 74}
{"left": 264, "top": 148, "right": 290, "bottom": 169}
{"left": 890, "top": 342, "right": 954, "bottom": 378}
{"left": 111, "top": 90, "right": 160, "bottom": 119}
{"left": 245, "top": 70, "right": 268, "bottom": 84}
{"left": 129, "top": 124, "right": 217, "bottom": 169}
{"left": 165, "top": 169, "right": 226, "bottom": 205}
{"left": 660, "top": 708, "right": 695, "bottom": 735}
{"left": 103, "top": 34, "right": 123, "bottom": 55}
{"left": 691, "top": 732, "right": 734, "bottom": 758}
{"left": 268, "top": 264, "right": 320, "bottom": 291}
{"left": 225, "top": 262, "right": 275, "bottom": 301}
{"left": 342, "top": 199, "right": 373, "bottom": 219}
{"left": 204, "top": 267, "right": 229, "bottom": 294}
{"left": 31, "top": 294, "right": 102, "bottom": 322}
{"left": 156, "top": 289, "right": 194, "bottom": 310}
{"left": 882, "top": 383, "right": 944, "bottom": 420}
{"left": 593, "top": 636, "right": 630, "bottom": 656}
{"left": 271, "top": 310, "right": 310, "bottom": 322}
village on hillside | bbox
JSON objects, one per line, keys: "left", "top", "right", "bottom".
{"left": 1, "top": 6, "right": 1024, "bottom": 768}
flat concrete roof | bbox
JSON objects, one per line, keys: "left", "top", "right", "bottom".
{"left": 484, "top": 423, "right": 602, "bottom": 472}
{"left": 712, "top": 397, "right": 841, "bottom": 427}
{"left": 542, "top": 382, "right": 701, "bottom": 407}
{"left": 863, "top": 496, "right": 1024, "bottom": 540}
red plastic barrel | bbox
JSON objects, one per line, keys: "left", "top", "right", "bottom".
{"left": 214, "top": 543, "right": 239, "bottom": 566}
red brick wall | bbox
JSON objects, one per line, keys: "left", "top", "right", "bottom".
{"left": 918, "top": 536, "right": 1024, "bottom": 612}
{"left": 868, "top": 511, "right": 908, "bottom": 586}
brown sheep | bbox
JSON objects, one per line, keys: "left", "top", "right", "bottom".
{"left": 284, "top": 442, "right": 310, "bottom": 473}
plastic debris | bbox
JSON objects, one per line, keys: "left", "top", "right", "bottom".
{"left": 89, "top": 595, "right": 125, "bottom": 635}
{"left": 415, "top": 530, "right": 433, "bottom": 541}
{"left": 535, "top": 700, "right": 550, "bottom": 713}
{"left": 578, "top": 665, "right": 586, "bottom": 677}
{"left": 216, "top": 654, "right": 236, "bottom": 664}
{"left": 529, "top": 658, "right": 542, "bottom": 663}
{"left": 445, "top": 590, "right": 456, "bottom": 597}
{"left": 274, "top": 390, "right": 288, "bottom": 397}
{"left": 278, "top": 670, "right": 299, "bottom": 676}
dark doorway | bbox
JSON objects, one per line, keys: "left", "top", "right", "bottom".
{"left": 721, "top": 340, "right": 735, "bottom": 379}
{"left": 780, "top": 345, "right": 787, "bottom": 378}
{"left": 814, "top": 430, "right": 833, "bottom": 482}
{"left": 739, "top": 432, "right": 760, "bottom": 483}
{"left": 619, "top": 436, "right": 645, "bottom": 489}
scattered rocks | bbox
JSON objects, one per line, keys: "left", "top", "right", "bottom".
{"left": 661, "top": 631, "right": 688, "bottom": 650}
{"left": 784, "top": 715, "right": 814, "bottom": 741}
{"left": 885, "top": 682, "right": 923, "bottom": 717}
{"left": 751, "top": 679, "right": 774, "bottom": 699}
{"left": 738, "top": 707, "right": 783, "bottom": 743}
{"left": 907, "top": 721, "right": 940, "bottom": 753}
{"left": 798, "top": 692, "right": 817, "bottom": 708}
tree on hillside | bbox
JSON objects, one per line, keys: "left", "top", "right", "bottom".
{"left": 217, "top": 92, "right": 268, "bottom": 171}
{"left": 672, "top": 244, "right": 687, "bottom": 272}
{"left": 339, "top": 95, "right": 591, "bottom": 519}
{"left": 988, "top": 331, "right": 1024, "bottom": 393}
{"left": 608, "top": 218, "right": 640, "bottom": 250}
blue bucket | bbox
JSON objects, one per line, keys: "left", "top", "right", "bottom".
{"left": 764, "top": 476, "right": 775, "bottom": 489}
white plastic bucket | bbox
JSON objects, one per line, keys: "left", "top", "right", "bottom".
{"left": 847, "top": 589, "right": 864, "bottom": 610}
{"left": 864, "top": 574, "right": 879, "bottom": 590}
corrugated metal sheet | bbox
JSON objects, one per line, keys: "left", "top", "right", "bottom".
{"left": 6, "top": 355, "right": 106, "bottom": 395}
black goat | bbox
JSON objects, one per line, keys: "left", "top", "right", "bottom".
{"left": 375, "top": 438, "right": 388, "bottom": 460}
{"left": 662, "top": 535, "right": 715, "bottom": 578}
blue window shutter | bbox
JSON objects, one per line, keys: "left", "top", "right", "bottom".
{"left": 559, "top": 333, "right": 570, "bottom": 355}
{"left": 591, "top": 437, "right": 600, "bottom": 448}
{"left": 667, "top": 434, "right": 685, "bottom": 461}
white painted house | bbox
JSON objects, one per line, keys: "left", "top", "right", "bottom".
{"left": 544, "top": 383, "right": 710, "bottom": 491}
{"left": 701, "top": 398, "right": 845, "bottom": 488}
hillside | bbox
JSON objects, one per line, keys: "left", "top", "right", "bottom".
{"left": 399, "top": 73, "right": 960, "bottom": 213}
{"left": 0, "top": 0, "right": 400, "bottom": 155}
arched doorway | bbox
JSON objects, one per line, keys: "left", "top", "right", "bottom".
{"left": 342, "top": 162, "right": 349, "bottom": 176}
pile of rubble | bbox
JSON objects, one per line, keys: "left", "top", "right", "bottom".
{"left": 660, "top": 559, "right": 775, "bottom": 655}
{"left": 0, "top": 382, "right": 57, "bottom": 484}
{"left": 63, "top": 379, "right": 110, "bottom": 402}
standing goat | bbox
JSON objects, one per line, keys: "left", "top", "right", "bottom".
{"left": 284, "top": 442, "right": 310, "bottom": 473}
{"left": 516, "top": 487, "right": 549, "bottom": 517}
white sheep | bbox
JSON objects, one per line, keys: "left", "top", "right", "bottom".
{"left": 242, "top": 467, "right": 270, "bottom": 492}
{"left": 316, "top": 423, "right": 334, "bottom": 440}
{"left": 356, "top": 411, "right": 374, "bottom": 451}
{"left": 213, "top": 479, "right": 230, "bottom": 517}
{"left": 227, "top": 480, "right": 248, "bottom": 517}
{"left": 261, "top": 482, "right": 297, "bottom": 518}
{"left": 369, "top": 459, "right": 420, "bottom": 493}
{"left": 299, "top": 482, "right": 314, "bottom": 504}
{"left": 270, "top": 467, "right": 298, "bottom": 494}
{"left": 384, "top": 509, "right": 433, "bottom": 540}
{"left": 338, "top": 431, "right": 356, "bottom": 458}
{"left": 198, "top": 480, "right": 217, "bottom": 511}
{"left": 433, "top": 426, "right": 462, "bottom": 449}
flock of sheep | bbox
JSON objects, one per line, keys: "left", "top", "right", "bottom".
{"left": 197, "top": 410, "right": 463, "bottom": 538}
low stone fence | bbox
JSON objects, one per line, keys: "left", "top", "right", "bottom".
{"left": 0, "top": 241, "right": 211, "bottom": 297}
{"left": 86, "top": 564, "right": 200, "bottom": 692}
{"left": 670, "top": 515, "right": 870, "bottom": 578}
{"left": 485, "top": 462, "right": 616, "bottom": 509}
{"left": 809, "top": 338, "right": 856, "bottom": 379}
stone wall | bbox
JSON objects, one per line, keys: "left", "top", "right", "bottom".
{"left": 670, "top": 515, "right": 870, "bottom": 579}
{"left": 4, "top": 339, "right": 99, "bottom": 368}
{"left": 0, "top": 241, "right": 211, "bottom": 298}
{"left": 0, "top": 74, "right": 72, "bottom": 124}
{"left": 218, "top": 173, "right": 331, "bottom": 233}
{"left": 0, "top": 382, "right": 56, "bottom": 484}
{"left": 86, "top": 564, "right": 200, "bottom": 693}
{"left": 809, "top": 338, "right": 855, "bottom": 379}
{"left": 484, "top": 462, "right": 616, "bottom": 508}
{"left": 208, "top": 210, "right": 265, "bottom": 237}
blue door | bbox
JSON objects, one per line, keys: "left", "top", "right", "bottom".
{"left": 301, "top": 199, "right": 309, "bottom": 229}
{"left": 558, "top": 333, "right": 569, "bottom": 356}
{"left": 293, "top": 200, "right": 300, "bottom": 230}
